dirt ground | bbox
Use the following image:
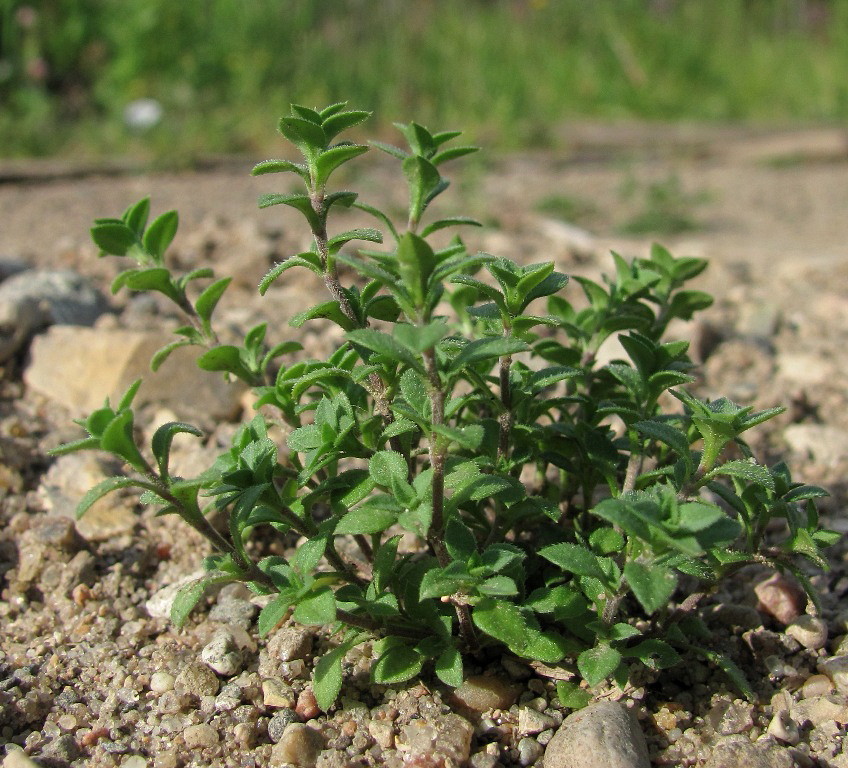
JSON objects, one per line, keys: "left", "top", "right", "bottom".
{"left": 1, "top": 123, "right": 847, "bottom": 767}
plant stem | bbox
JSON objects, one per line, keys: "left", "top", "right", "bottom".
{"left": 310, "top": 190, "right": 358, "bottom": 325}
{"left": 497, "top": 353, "right": 513, "bottom": 464}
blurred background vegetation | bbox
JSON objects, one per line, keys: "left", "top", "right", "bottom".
{"left": 2, "top": 0, "right": 847, "bottom": 162}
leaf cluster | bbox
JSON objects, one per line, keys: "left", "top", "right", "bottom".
{"left": 53, "top": 103, "right": 835, "bottom": 711}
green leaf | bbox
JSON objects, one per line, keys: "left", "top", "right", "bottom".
{"left": 434, "top": 647, "right": 463, "bottom": 688}
{"left": 577, "top": 644, "right": 621, "bottom": 687}
{"left": 292, "top": 587, "right": 337, "bottom": 625}
{"left": 316, "top": 145, "right": 369, "bottom": 186}
{"left": 151, "top": 421, "right": 203, "bottom": 478}
{"left": 195, "top": 277, "right": 231, "bottom": 334}
{"left": 706, "top": 459, "right": 775, "bottom": 491}
{"left": 278, "top": 116, "right": 327, "bottom": 151}
{"left": 258, "top": 193, "right": 320, "bottom": 231}
{"left": 623, "top": 562, "right": 677, "bottom": 615}
{"left": 171, "top": 573, "right": 231, "bottom": 629}
{"left": 100, "top": 410, "right": 148, "bottom": 472}
{"left": 445, "top": 518, "right": 477, "bottom": 561}
{"left": 196, "top": 345, "right": 254, "bottom": 382}
{"left": 313, "top": 645, "right": 348, "bottom": 712}
{"left": 626, "top": 639, "right": 681, "bottom": 670}
{"left": 150, "top": 339, "right": 194, "bottom": 372}
{"left": 451, "top": 337, "right": 528, "bottom": 371}
{"left": 369, "top": 451, "right": 408, "bottom": 486}
{"left": 322, "top": 109, "right": 371, "bottom": 140}
{"left": 75, "top": 476, "right": 144, "bottom": 520}
{"left": 372, "top": 644, "right": 424, "bottom": 685}
{"left": 539, "top": 542, "right": 606, "bottom": 580}
{"left": 393, "top": 321, "right": 448, "bottom": 353}
{"left": 403, "top": 155, "right": 444, "bottom": 223}
{"left": 143, "top": 210, "right": 179, "bottom": 259}
{"left": 478, "top": 575, "right": 519, "bottom": 596}
{"left": 420, "top": 217, "right": 482, "bottom": 237}
{"left": 257, "top": 593, "right": 292, "bottom": 637}
{"left": 327, "top": 227, "right": 384, "bottom": 255}
{"left": 556, "top": 680, "right": 592, "bottom": 709}
{"left": 251, "top": 158, "right": 309, "bottom": 182}
{"left": 91, "top": 221, "right": 137, "bottom": 255}
{"left": 335, "top": 505, "right": 397, "bottom": 535}
{"left": 346, "top": 329, "right": 421, "bottom": 370}
{"left": 122, "top": 197, "right": 150, "bottom": 235}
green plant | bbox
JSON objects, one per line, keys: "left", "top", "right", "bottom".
{"left": 52, "top": 103, "right": 836, "bottom": 710}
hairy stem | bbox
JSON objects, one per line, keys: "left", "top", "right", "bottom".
{"left": 497, "top": 353, "right": 513, "bottom": 464}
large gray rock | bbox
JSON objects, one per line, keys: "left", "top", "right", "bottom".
{"left": 0, "top": 269, "right": 107, "bottom": 361}
{"left": 25, "top": 326, "right": 243, "bottom": 420}
{"left": 544, "top": 701, "right": 650, "bottom": 768}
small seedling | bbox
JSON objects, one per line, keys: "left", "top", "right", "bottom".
{"left": 53, "top": 104, "right": 835, "bottom": 710}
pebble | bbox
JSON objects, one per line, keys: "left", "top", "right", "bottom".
{"left": 544, "top": 701, "right": 651, "bottom": 768}
{"left": 518, "top": 706, "right": 559, "bottom": 736}
{"left": 174, "top": 662, "right": 220, "bottom": 697}
{"left": 2, "top": 749, "right": 44, "bottom": 768}
{"left": 296, "top": 688, "right": 320, "bottom": 719}
{"left": 0, "top": 269, "right": 107, "bottom": 362}
{"left": 450, "top": 675, "right": 519, "bottom": 712}
{"left": 268, "top": 626, "right": 314, "bottom": 662}
{"left": 268, "top": 709, "right": 300, "bottom": 742}
{"left": 38, "top": 733, "right": 80, "bottom": 763}
{"left": 707, "top": 699, "right": 754, "bottom": 736}
{"left": 817, "top": 655, "right": 848, "bottom": 694}
{"left": 754, "top": 573, "right": 805, "bottom": 625}
{"left": 183, "top": 723, "right": 219, "bottom": 749}
{"left": 368, "top": 719, "right": 394, "bottom": 748}
{"left": 201, "top": 629, "right": 243, "bottom": 676}
{"left": 122, "top": 757, "right": 148, "bottom": 768}
{"left": 517, "top": 737, "right": 545, "bottom": 766}
{"left": 703, "top": 735, "right": 795, "bottom": 768}
{"left": 785, "top": 615, "right": 828, "bottom": 650}
{"left": 270, "top": 723, "right": 324, "bottom": 767}
{"left": 263, "top": 678, "right": 296, "bottom": 708}
{"left": 783, "top": 424, "right": 848, "bottom": 468}
{"left": 233, "top": 722, "right": 256, "bottom": 748}
{"left": 145, "top": 570, "right": 207, "bottom": 620}
{"left": 801, "top": 674, "right": 833, "bottom": 698}
{"left": 208, "top": 598, "right": 258, "bottom": 629}
{"left": 400, "top": 714, "right": 474, "bottom": 766}
{"left": 149, "top": 671, "right": 175, "bottom": 694}
{"left": 766, "top": 710, "right": 800, "bottom": 745}
{"left": 790, "top": 695, "right": 848, "bottom": 727}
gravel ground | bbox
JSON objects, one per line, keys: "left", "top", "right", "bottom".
{"left": 1, "top": 124, "right": 848, "bottom": 767}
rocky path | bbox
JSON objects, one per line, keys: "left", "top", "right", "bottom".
{"left": 1, "top": 125, "right": 847, "bottom": 767}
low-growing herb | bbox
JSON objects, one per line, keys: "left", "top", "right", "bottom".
{"left": 53, "top": 103, "right": 835, "bottom": 710}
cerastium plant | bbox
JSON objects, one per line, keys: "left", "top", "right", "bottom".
{"left": 53, "top": 103, "right": 837, "bottom": 709}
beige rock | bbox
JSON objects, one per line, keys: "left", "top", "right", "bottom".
{"left": 174, "top": 662, "right": 220, "bottom": 697}
{"left": 790, "top": 694, "right": 848, "bottom": 727}
{"left": 544, "top": 701, "right": 650, "bottom": 768}
{"left": 270, "top": 723, "right": 324, "bottom": 767}
{"left": 183, "top": 723, "right": 219, "bottom": 749}
{"left": 785, "top": 615, "right": 828, "bottom": 650}
{"left": 25, "top": 326, "right": 243, "bottom": 420}
{"left": 2, "top": 748, "right": 44, "bottom": 768}
{"left": 783, "top": 424, "right": 848, "bottom": 468}
{"left": 262, "top": 678, "right": 296, "bottom": 708}
{"left": 450, "top": 675, "right": 519, "bottom": 712}
{"left": 39, "top": 453, "right": 137, "bottom": 541}
{"left": 817, "top": 656, "right": 848, "bottom": 695}
{"left": 754, "top": 573, "right": 806, "bottom": 625}
{"left": 399, "top": 714, "right": 473, "bottom": 766}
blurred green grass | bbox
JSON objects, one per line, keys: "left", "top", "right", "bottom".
{"left": 3, "top": 0, "right": 848, "bottom": 161}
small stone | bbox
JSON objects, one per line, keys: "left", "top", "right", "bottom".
{"left": 785, "top": 615, "right": 828, "bottom": 650}
{"left": 817, "top": 655, "right": 848, "bottom": 694}
{"left": 801, "top": 674, "right": 833, "bottom": 698}
{"left": 38, "top": 733, "right": 80, "bottom": 763}
{"left": 544, "top": 701, "right": 650, "bottom": 768}
{"left": 754, "top": 573, "right": 806, "bottom": 625}
{"left": 268, "top": 709, "right": 299, "bottom": 742}
{"left": 450, "top": 675, "right": 519, "bottom": 712}
{"left": 518, "top": 707, "right": 559, "bottom": 736}
{"left": 145, "top": 570, "right": 206, "bottom": 620}
{"left": 518, "top": 737, "right": 545, "bottom": 766}
{"left": 296, "top": 688, "right": 320, "bottom": 719}
{"left": 174, "top": 662, "right": 220, "bottom": 697}
{"left": 263, "top": 678, "right": 296, "bottom": 708}
{"left": 766, "top": 710, "right": 800, "bottom": 745}
{"left": 400, "top": 714, "right": 473, "bottom": 766}
{"left": 183, "top": 723, "right": 219, "bottom": 749}
{"left": 790, "top": 695, "right": 848, "bottom": 727}
{"left": 270, "top": 723, "right": 324, "bottom": 767}
{"left": 150, "top": 671, "right": 175, "bottom": 694}
{"left": 208, "top": 598, "right": 258, "bottom": 629}
{"left": 122, "top": 757, "right": 148, "bottom": 768}
{"left": 703, "top": 735, "right": 795, "bottom": 768}
{"left": 233, "top": 722, "right": 256, "bottom": 748}
{"left": 783, "top": 424, "right": 848, "bottom": 468}
{"left": 368, "top": 719, "right": 394, "bottom": 749}
{"left": 201, "top": 629, "right": 243, "bottom": 676}
{"left": 707, "top": 699, "right": 755, "bottom": 736}
{"left": 268, "top": 626, "right": 314, "bottom": 662}
{"left": 2, "top": 748, "right": 44, "bottom": 768}
{"left": 469, "top": 752, "right": 499, "bottom": 768}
